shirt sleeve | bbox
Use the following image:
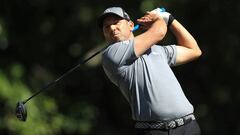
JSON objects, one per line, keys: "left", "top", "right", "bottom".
{"left": 102, "top": 39, "right": 137, "bottom": 68}
{"left": 161, "top": 45, "right": 177, "bottom": 66}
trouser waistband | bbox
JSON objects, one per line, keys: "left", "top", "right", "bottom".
{"left": 135, "top": 114, "right": 196, "bottom": 130}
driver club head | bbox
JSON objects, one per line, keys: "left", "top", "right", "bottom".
{"left": 15, "top": 101, "right": 27, "bottom": 122}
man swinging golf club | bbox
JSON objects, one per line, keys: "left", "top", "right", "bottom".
{"left": 98, "top": 7, "right": 202, "bottom": 135}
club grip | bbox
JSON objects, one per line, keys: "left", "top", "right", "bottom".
{"left": 132, "top": 7, "right": 166, "bottom": 32}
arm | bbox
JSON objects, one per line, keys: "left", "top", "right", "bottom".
{"left": 134, "top": 12, "right": 167, "bottom": 57}
{"left": 169, "top": 19, "right": 202, "bottom": 65}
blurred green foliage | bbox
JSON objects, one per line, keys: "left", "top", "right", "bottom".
{"left": 0, "top": 0, "right": 240, "bottom": 135}
{"left": 0, "top": 63, "right": 97, "bottom": 135}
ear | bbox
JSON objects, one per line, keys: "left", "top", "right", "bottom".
{"left": 128, "top": 21, "right": 134, "bottom": 31}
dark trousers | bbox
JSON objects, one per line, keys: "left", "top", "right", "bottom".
{"left": 135, "top": 120, "right": 201, "bottom": 135}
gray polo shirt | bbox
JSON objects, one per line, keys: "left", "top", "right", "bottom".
{"left": 102, "top": 39, "right": 193, "bottom": 121}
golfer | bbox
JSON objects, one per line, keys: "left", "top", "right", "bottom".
{"left": 98, "top": 7, "right": 202, "bottom": 135}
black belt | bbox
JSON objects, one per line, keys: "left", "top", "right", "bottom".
{"left": 135, "top": 114, "right": 195, "bottom": 130}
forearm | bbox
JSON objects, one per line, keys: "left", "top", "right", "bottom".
{"left": 169, "top": 20, "right": 201, "bottom": 54}
{"left": 134, "top": 13, "right": 167, "bottom": 57}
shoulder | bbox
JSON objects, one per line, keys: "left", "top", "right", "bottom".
{"left": 103, "top": 40, "right": 134, "bottom": 56}
{"left": 102, "top": 39, "right": 136, "bottom": 66}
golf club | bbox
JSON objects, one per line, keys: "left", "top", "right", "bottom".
{"left": 15, "top": 46, "right": 106, "bottom": 121}
{"left": 15, "top": 7, "right": 166, "bottom": 122}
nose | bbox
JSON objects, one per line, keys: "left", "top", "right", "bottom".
{"left": 110, "top": 24, "right": 117, "bottom": 31}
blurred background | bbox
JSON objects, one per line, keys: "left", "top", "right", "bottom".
{"left": 0, "top": 0, "right": 240, "bottom": 135}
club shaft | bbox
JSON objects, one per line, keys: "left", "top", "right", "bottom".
{"left": 23, "top": 47, "right": 106, "bottom": 104}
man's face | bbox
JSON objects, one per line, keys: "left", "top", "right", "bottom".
{"left": 102, "top": 15, "right": 134, "bottom": 44}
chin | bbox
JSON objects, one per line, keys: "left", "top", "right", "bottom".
{"left": 110, "top": 38, "right": 121, "bottom": 43}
